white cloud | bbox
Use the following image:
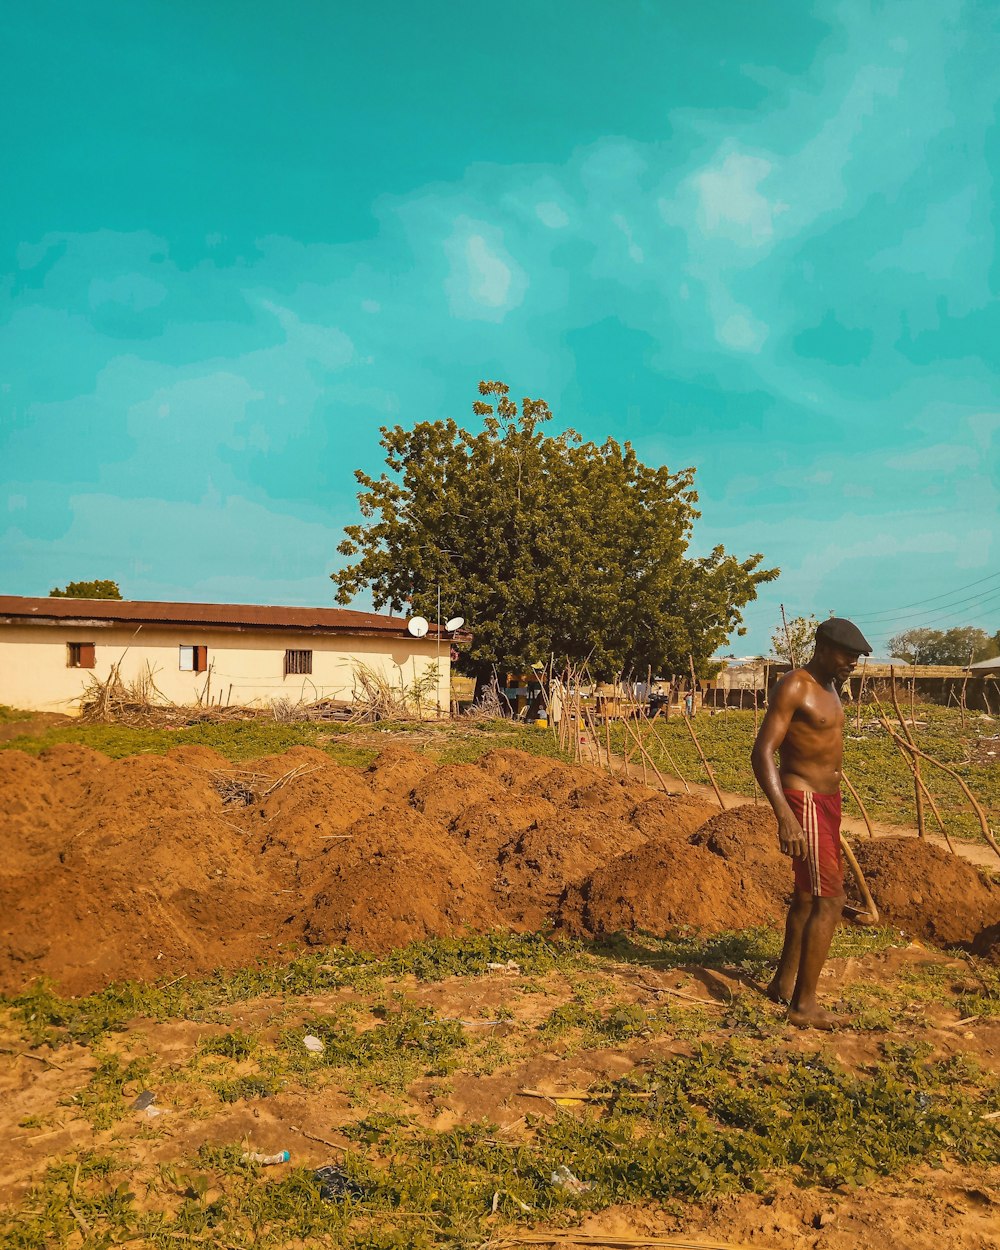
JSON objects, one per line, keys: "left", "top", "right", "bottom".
{"left": 443, "top": 219, "right": 526, "bottom": 321}
{"left": 535, "top": 201, "right": 569, "bottom": 229}
{"left": 692, "top": 151, "right": 786, "bottom": 247}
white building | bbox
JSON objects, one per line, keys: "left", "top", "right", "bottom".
{"left": 0, "top": 595, "right": 456, "bottom": 715}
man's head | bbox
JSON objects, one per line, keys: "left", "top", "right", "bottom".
{"left": 813, "top": 617, "right": 872, "bottom": 682}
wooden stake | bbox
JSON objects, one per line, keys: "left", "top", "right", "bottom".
{"left": 891, "top": 665, "right": 925, "bottom": 839}
{"left": 877, "top": 717, "right": 998, "bottom": 860}
{"left": 883, "top": 682, "right": 955, "bottom": 850}
{"left": 682, "top": 714, "right": 725, "bottom": 810}
{"left": 647, "top": 719, "right": 692, "bottom": 793}
{"left": 780, "top": 603, "right": 797, "bottom": 666}
{"left": 840, "top": 770, "right": 875, "bottom": 838}
{"left": 688, "top": 653, "right": 699, "bottom": 716}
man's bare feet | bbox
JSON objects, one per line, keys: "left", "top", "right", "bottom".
{"left": 766, "top": 980, "right": 792, "bottom": 1006}
{"left": 786, "top": 1005, "right": 849, "bottom": 1030}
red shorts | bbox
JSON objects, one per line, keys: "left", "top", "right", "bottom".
{"left": 783, "top": 789, "right": 844, "bottom": 898}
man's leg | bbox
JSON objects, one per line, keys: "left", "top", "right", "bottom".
{"left": 767, "top": 889, "right": 812, "bottom": 1004}
{"left": 787, "top": 892, "right": 847, "bottom": 1029}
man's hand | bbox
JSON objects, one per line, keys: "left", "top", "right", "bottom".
{"left": 777, "top": 814, "right": 807, "bottom": 859}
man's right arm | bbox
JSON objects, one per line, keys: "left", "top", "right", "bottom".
{"left": 750, "top": 674, "right": 808, "bottom": 859}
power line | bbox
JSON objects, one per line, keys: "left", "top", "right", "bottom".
{"left": 735, "top": 569, "right": 1000, "bottom": 630}
{"left": 850, "top": 569, "right": 1000, "bottom": 622}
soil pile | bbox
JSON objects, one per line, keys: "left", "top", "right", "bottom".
{"left": 561, "top": 838, "right": 777, "bottom": 938}
{"left": 1, "top": 744, "right": 998, "bottom": 994}
{"left": 689, "top": 804, "right": 791, "bottom": 909}
{"left": 852, "top": 837, "right": 1000, "bottom": 947}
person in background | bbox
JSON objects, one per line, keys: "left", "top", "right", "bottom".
{"left": 750, "top": 617, "right": 872, "bottom": 1029}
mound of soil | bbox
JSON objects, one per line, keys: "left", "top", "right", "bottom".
{"left": 629, "top": 793, "right": 718, "bottom": 841}
{"left": 561, "top": 838, "right": 777, "bottom": 938}
{"left": 303, "top": 809, "right": 500, "bottom": 952}
{"left": 852, "top": 838, "right": 1000, "bottom": 947}
{"left": 689, "top": 803, "right": 791, "bottom": 908}
{"left": 2, "top": 738, "right": 997, "bottom": 995}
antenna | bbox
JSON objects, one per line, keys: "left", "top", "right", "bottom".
{"left": 445, "top": 616, "right": 465, "bottom": 631}
{"left": 407, "top": 616, "right": 429, "bottom": 638}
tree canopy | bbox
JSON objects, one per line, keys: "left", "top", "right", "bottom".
{"left": 49, "top": 579, "right": 122, "bottom": 600}
{"left": 333, "top": 382, "right": 778, "bottom": 679}
{"left": 888, "top": 626, "right": 998, "bottom": 666}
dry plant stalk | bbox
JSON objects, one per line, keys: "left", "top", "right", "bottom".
{"left": 80, "top": 661, "right": 174, "bottom": 726}
{"left": 891, "top": 666, "right": 926, "bottom": 839}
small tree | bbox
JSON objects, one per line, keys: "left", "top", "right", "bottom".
{"left": 770, "top": 614, "right": 818, "bottom": 666}
{"left": 49, "top": 580, "right": 123, "bottom": 600}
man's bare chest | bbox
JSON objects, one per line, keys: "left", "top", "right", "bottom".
{"left": 793, "top": 691, "right": 844, "bottom": 734}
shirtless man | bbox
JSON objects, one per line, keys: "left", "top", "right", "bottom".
{"left": 750, "top": 617, "right": 872, "bottom": 1029}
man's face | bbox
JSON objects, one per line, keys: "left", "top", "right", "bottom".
{"left": 827, "top": 645, "right": 862, "bottom": 682}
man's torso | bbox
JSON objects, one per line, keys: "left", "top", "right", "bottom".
{"left": 777, "top": 669, "right": 845, "bottom": 795}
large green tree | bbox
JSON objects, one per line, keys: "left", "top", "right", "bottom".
{"left": 334, "top": 382, "right": 778, "bottom": 680}
{"left": 49, "top": 579, "right": 122, "bottom": 599}
{"left": 888, "top": 625, "right": 993, "bottom": 666}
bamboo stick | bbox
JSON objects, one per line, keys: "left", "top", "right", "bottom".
{"left": 891, "top": 666, "right": 925, "bottom": 840}
{"left": 503, "top": 1233, "right": 762, "bottom": 1250}
{"left": 873, "top": 694, "right": 956, "bottom": 852}
{"left": 877, "top": 720, "right": 999, "bottom": 860}
{"left": 840, "top": 770, "right": 875, "bottom": 838}
{"left": 682, "top": 714, "right": 725, "bottom": 810}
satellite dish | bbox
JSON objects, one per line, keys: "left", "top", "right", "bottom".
{"left": 445, "top": 616, "right": 465, "bottom": 631}
{"left": 407, "top": 616, "right": 429, "bottom": 638}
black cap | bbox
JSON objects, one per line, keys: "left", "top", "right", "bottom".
{"left": 815, "top": 617, "right": 872, "bottom": 655}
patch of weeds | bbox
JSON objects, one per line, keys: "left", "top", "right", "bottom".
{"left": 284, "top": 1002, "right": 468, "bottom": 1093}
{"left": 380, "top": 930, "right": 581, "bottom": 981}
{"left": 197, "top": 1027, "right": 259, "bottom": 1060}
{"left": 61, "top": 1052, "right": 152, "bottom": 1129}
{"left": 212, "top": 1073, "right": 284, "bottom": 1103}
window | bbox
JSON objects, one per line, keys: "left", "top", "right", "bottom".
{"left": 67, "top": 642, "right": 96, "bottom": 669}
{"left": 179, "top": 645, "right": 208, "bottom": 673}
{"left": 284, "top": 649, "right": 312, "bottom": 676}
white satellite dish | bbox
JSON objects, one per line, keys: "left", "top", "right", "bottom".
{"left": 407, "top": 616, "right": 429, "bottom": 638}
{"left": 445, "top": 616, "right": 465, "bottom": 631}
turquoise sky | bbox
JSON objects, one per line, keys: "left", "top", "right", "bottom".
{"left": 2, "top": 0, "right": 998, "bottom": 656}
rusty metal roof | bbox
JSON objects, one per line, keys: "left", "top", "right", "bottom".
{"left": 0, "top": 595, "right": 454, "bottom": 639}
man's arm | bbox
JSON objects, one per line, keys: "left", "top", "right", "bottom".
{"left": 750, "top": 673, "right": 807, "bottom": 859}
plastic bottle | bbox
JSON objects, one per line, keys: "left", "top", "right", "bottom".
{"left": 242, "top": 1150, "right": 290, "bottom": 1165}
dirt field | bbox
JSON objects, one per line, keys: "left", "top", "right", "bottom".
{"left": 2, "top": 742, "right": 999, "bottom": 1247}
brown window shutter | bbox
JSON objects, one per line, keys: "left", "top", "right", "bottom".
{"left": 80, "top": 643, "right": 96, "bottom": 669}
{"left": 194, "top": 645, "right": 208, "bottom": 673}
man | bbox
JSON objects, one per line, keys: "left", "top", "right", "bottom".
{"left": 750, "top": 617, "right": 872, "bottom": 1029}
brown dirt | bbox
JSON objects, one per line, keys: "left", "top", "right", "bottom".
{"left": 1, "top": 745, "right": 998, "bottom": 995}
{"left": 561, "top": 837, "right": 779, "bottom": 937}
{"left": 689, "top": 801, "right": 792, "bottom": 908}
{"left": 852, "top": 837, "right": 1000, "bottom": 947}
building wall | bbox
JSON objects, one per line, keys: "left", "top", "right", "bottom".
{"left": 0, "top": 623, "right": 450, "bottom": 715}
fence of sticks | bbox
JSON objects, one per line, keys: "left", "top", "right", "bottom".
{"left": 531, "top": 655, "right": 1000, "bottom": 925}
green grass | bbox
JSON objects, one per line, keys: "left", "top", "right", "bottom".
{"left": 612, "top": 703, "right": 1000, "bottom": 842}
{"left": 0, "top": 711, "right": 568, "bottom": 767}
{"left": 2, "top": 928, "right": 997, "bottom": 1250}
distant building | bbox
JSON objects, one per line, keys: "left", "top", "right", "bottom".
{"left": 0, "top": 595, "right": 458, "bottom": 715}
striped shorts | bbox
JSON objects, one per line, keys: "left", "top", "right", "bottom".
{"left": 783, "top": 789, "right": 844, "bottom": 898}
